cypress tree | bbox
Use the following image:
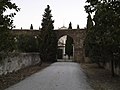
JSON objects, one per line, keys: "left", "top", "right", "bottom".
{"left": 68, "top": 22, "right": 72, "bottom": 29}
{"left": 30, "top": 24, "right": 33, "bottom": 29}
{"left": 39, "top": 5, "right": 57, "bottom": 62}
{"left": 77, "top": 25, "right": 80, "bottom": 29}
{"left": 86, "top": 13, "right": 93, "bottom": 30}
{"left": 84, "top": 13, "right": 93, "bottom": 57}
{"left": 65, "top": 22, "right": 73, "bottom": 59}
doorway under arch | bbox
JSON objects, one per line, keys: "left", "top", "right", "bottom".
{"left": 57, "top": 35, "right": 74, "bottom": 62}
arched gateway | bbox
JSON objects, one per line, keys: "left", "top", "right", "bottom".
{"left": 12, "top": 29, "right": 86, "bottom": 63}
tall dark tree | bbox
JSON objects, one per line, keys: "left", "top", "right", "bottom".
{"left": 30, "top": 24, "right": 33, "bottom": 29}
{"left": 86, "top": 13, "right": 93, "bottom": 30}
{"left": 77, "top": 25, "right": 80, "bottom": 29}
{"left": 84, "top": 13, "right": 93, "bottom": 57}
{"left": 0, "top": 0, "right": 20, "bottom": 61}
{"left": 39, "top": 5, "right": 57, "bottom": 62}
{"left": 65, "top": 22, "right": 73, "bottom": 59}
{"left": 68, "top": 22, "right": 72, "bottom": 29}
{"left": 84, "top": 0, "right": 120, "bottom": 76}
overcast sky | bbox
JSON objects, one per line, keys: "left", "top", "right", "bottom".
{"left": 11, "top": 0, "right": 88, "bottom": 29}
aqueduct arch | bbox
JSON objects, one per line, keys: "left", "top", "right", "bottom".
{"left": 12, "top": 29, "right": 86, "bottom": 63}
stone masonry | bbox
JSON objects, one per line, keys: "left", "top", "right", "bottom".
{"left": 12, "top": 29, "right": 86, "bottom": 63}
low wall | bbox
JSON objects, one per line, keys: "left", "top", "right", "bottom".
{"left": 0, "top": 53, "right": 41, "bottom": 75}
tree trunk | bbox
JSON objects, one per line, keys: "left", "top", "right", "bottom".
{"left": 68, "top": 55, "right": 70, "bottom": 60}
{"left": 111, "top": 59, "right": 115, "bottom": 77}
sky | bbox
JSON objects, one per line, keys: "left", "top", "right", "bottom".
{"left": 11, "top": 0, "right": 88, "bottom": 29}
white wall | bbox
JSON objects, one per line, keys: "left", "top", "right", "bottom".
{"left": 0, "top": 53, "right": 41, "bottom": 75}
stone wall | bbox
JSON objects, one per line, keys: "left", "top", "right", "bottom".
{"left": 12, "top": 29, "right": 86, "bottom": 63}
{"left": 0, "top": 53, "right": 41, "bottom": 75}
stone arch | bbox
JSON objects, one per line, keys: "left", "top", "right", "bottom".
{"left": 57, "top": 34, "right": 74, "bottom": 61}
{"left": 57, "top": 34, "right": 74, "bottom": 42}
{"left": 57, "top": 34, "right": 75, "bottom": 41}
{"left": 55, "top": 29, "right": 86, "bottom": 62}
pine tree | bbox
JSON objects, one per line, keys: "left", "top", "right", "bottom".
{"left": 39, "top": 5, "right": 57, "bottom": 62}
{"left": 30, "top": 24, "right": 33, "bottom": 29}
{"left": 65, "top": 22, "right": 73, "bottom": 59}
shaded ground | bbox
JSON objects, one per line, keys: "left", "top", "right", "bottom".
{"left": 80, "top": 63, "right": 120, "bottom": 90}
{"left": 0, "top": 63, "right": 51, "bottom": 90}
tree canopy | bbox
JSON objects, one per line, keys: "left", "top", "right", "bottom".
{"left": 0, "top": 0, "right": 20, "bottom": 29}
{"left": 39, "top": 5, "right": 57, "bottom": 62}
{"left": 84, "top": 0, "right": 120, "bottom": 76}
{"left": 0, "top": 0, "right": 20, "bottom": 61}
{"left": 0, "top": 0, "right": 19, "bottom": 51}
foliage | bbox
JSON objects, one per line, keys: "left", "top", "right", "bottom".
{"left": 65, "top": 36, "right": 73, "bottom": 59}
{"left": 84, "top": 0, "right": 120, "bottom": 76}
{"left": 86, "top": 13, "right": 93, "bottom": 30}
{"left": 0, "top": 0, "right": 20, "bottom": 29}
{"left": 0, "top": 0, "right": 20, "bottom": 62}
{"left": 17, "top": 34, "right": 39, "bottom": 52}
{"left": 65, "top": 22, "right": 73, "bottom": 59}
{"left": 39, "top": 5, "right": 57, "bottom": 62}
{"left": 84, "top": 13, "right": 93, "bottom": 57}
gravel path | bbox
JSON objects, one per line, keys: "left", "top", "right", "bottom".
{"left": 6, "top": 62, "right": 93, "bottom": 90}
